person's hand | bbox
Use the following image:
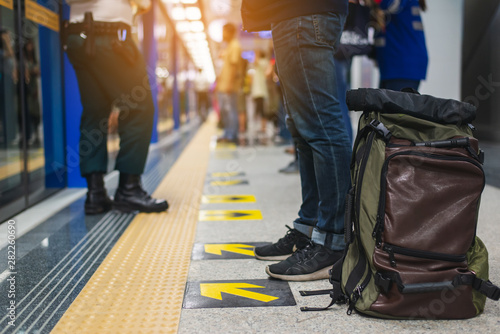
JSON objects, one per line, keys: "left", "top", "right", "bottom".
{"left": 108, "top": 110, "right": 119, "bottom": 134}
{"left": 371, "top": 7, "right": 386, "bottom": 32}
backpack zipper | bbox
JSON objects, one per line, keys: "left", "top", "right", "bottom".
{"left": 382, "top": 243, "right": 467, "bottom": 267}
{"left": 354, "top": 131, "right": 376, "bottom": 229}
{"left": 343, "top": 128, "right": 376, "bottom": 313}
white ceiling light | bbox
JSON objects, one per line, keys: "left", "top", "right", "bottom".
{"left": 210, "top": 0, "right": 232, "bottom": 16}
{"left": 185, "top": 6, "right": 201, "bottom": 20}
{"left": 183, "top": 32, "right": 206, "bottom": 41}
{"left": 208, "top": 19, "right": 226, "bottom": 43}
{"left": 171, "top": 6, "right": 186, "bottom": 20}
{"left": 190, "top": 21, "right": 204, "bottom": 33}
{"left": 154, "top": 24, "right": 168, "bottom": 39}
{"left": 176, "top": 21, "right": 191, "bottom": 33}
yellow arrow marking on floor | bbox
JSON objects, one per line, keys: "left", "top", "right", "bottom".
{"left": 204, "top": 244, "right": 255, "bottom": 256}
{"left": 199, "top": 210, "right": 262, "bottom": 221}
{"left": 201, "top": 195, "right": 256, "bottom": 204}
{"left": 210, "top": 171, "right": 244, "bottom": 178}
{"left": 200, "top": 283, "right": 279, "bottom": 302}
{"left": 216, "top": 142, "right": 237, "bottom": 149}
{"left": 214, "top": 152, "right": 236, "bottom": 159}
{"left": 210, "top": 180, "right": 248, "bottom": 186}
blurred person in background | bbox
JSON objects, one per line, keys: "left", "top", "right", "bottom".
{"left": 242, "top": 0, "right": 351, "bottom": 281}
{"left": 334, "top": 0, "right": 373, "bottom": 144}
{"left": 64, "top": 0, "right": 169, "bottom": 214}
{"left": 216, "top": 23, "right": 241, "bottom": 144}
{"left": 194, "top": 68, "right": 211, "bottom": 122}
{"left": 251, "top": 49, "right": 269, "bottom": 144}
{"left": 237, "top": 58, "right": 250, "bottom": 143}
{"left": 24, "top": 39, "right": 42, "bottom": 147}
{"left": 372, "top": 0, "right": 428, "bottom": 91}
{"left": 1, "top": 29, "right": 19, "bottom": 147}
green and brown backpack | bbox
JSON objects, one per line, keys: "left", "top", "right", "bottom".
{"left": 301, "top": 88, "right": 499, "bottom": 319}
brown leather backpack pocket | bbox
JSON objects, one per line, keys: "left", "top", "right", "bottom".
{"left": 370, "top": 141, "right": 484, "bottom": 319}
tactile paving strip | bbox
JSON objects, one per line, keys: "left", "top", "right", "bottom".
{"left": 51, "top": 118, "right": 216, "bottom": 333}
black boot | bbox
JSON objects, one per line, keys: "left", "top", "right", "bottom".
{"left": 113, "top": 173, "right": 169, "bottom": 213}
{"left": 85, "top": 173, "right": 113, "bottom": 215}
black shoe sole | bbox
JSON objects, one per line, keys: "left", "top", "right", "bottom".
{"left": 265, "top": 265, "right": 330, "bottom": 281}
{"left": 84, "top": 203, "right": 112, "bottom": 215}
{"left": 254, "top": 252, "right": 291, "bottom": 261}
{"left": 113, "top": 201, "right": 169, "bottom": 213}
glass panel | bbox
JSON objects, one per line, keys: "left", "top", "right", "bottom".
{"left": 155, "top": 4, "right": 175, "bottom": 137}
{"left": 23, "top": 20, "right": 46, "bottom": 202}
{"left": 25, "top": 3, "right": 66, "bottom": 205}
{"left": 0, "top": 3, "right": 25, "bottom": 220}
{"left": 0, "top": 1, "right": 66, "bottom": 221}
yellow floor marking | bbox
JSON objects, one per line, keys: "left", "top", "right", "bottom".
{"left": 198, "top": 210, "right": 263, "bottom": 221}
{"left": 52, "top": 116, "right": 217, "bottom": 333}
{"left": 209, "top": 180, "right": 248, "bottom": 186}
{"left": 214, "top": 152, "right": 236, "bottom": 159}
{"left": 210, "top": 171, "right": 244, "bottom": 178}
{"left": 215, "top": 142, "right": 237, "bottom": 150}
{"left": 201, "top": 194, "right": 256, "bottom": 204}
{"left": 200, "top": 283, "right": 279, "bottom": 302}
{"left": 204, "top": 244, "right": 255, "bottom": 256}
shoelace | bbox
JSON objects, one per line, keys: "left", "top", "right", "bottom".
{"left": 290, "top": 241, "right": 316, "bottom": 262}
{"left": 277, "top": 225, "right": 297, "bottom": 243}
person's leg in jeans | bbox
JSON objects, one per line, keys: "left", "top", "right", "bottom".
{"left": 228, "top": 92, "right": 239, "bottom": 142}
{"left": 255, "top": 12, "right": 351, "bottom": 281}
{"left": 335, "top": 57, "right": 353, "bottom": 144}
{"left": 219, "top": 92, "right": 238, "bottom": 142}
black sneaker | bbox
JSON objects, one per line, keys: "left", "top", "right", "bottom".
{"left": 278, "top": 160, "right": 299, "bottom": 174}
{"left": 254, "top": 225, "right": 310, "bottom": 261}
{"left": 265, "top": 242, "right": 343, "bottom": 281}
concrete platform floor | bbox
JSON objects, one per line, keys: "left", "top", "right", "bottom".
{"left": 179, "top": 143, "right": 500, "bottom": 334}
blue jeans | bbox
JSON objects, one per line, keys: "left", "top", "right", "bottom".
{"left": 335, "top": 58, "right": 353, "bottom": 144}
{"left": 218, "top": 92, "right": 239, "bottom": 141}
{"left": 272, "top": 12, "right": 351, "bottom": 251}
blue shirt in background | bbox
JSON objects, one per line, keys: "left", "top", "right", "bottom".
{"left": 375, "top": 0, "right": 429, "bottom": 81}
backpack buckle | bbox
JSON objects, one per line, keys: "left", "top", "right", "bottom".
{"left": 369, "top": 120, "right": 392, "bottom": 142}
{"left": 473, "top": 278, "right": 500, "bottom": 301}
{"left": 375, "top": 272, "right": 393, "bottom": 294}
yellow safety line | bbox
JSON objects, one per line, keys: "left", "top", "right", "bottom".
{"left": 51, "top": 116, "right": 217, "bottom": 333}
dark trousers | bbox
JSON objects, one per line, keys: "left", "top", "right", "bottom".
{"left": 196, "top": 91, "right": 210, "bottom": 121}
{"left": 66, "top": 34, "right": 154, "bottom": 176}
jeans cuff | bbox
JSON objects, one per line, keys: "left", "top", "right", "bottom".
{"left": 311, "top": 228, "right": 345, "bottom": 251}
{"left": 293, "top": 221, "right": 314, "bottom": 238}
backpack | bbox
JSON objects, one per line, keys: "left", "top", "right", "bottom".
{"left": 301, "top": 88, "right": 500, "bottom": 319}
